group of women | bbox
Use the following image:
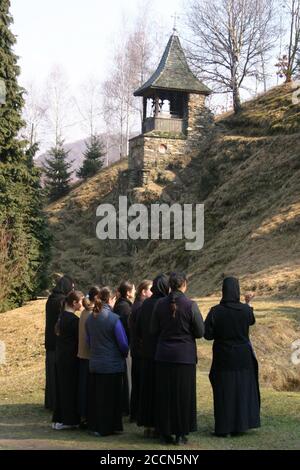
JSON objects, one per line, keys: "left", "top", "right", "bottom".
{"left": 44, "top": 272, "right": 261, "bottom": 444}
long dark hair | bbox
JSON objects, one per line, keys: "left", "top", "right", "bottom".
{"left": 118, "top": 281, "right": 134, "bottom": 299}
{"left": 55, "top": 290, "right": 83, "bottom": 336}
{"left": 82, "top": 286, "right": 101, "bottom": 310}
{"left": 169, "top": 272, "right": 187, "bottom": 318}
{"left": 135, "top": 280, "right": 152, "bottom": 302}
{"left": 93, "top": 287, "right": 115, "bottom": 318}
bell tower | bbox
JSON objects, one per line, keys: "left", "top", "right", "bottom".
{"left": 128, "top": 32, "right": 213, "bottom": 188}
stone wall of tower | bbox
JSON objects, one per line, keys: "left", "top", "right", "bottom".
{"left": 186, "top": 93, "right": 215, "bottom": 153}
{"left": 129, "top": 134, "right": 189, "bottom": 187}
{"left": 128, "top": 93, "right": 215, "bottom": 189}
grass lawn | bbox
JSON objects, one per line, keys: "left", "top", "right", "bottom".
{"left": 0, "top": 372, "right": 299, "bottom": 450}
{"left": 0, "top": 298, "right": 300, "bottom": 450}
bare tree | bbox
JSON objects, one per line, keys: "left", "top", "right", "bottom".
{"left": 127, "top": 3, "right": 163, "bottom": 125}
{"left": 186, "top": 0, "right": 277, "bottom": 112}
{"left": 279, "top": 0, "right": 300, "bottom": 82}
{"left": 102, "top": 48, "right": 132, "bottom": 158}
{"left": 21, "top": 81, "right": 48, "bottom": 147}
{"left": 76, "top": 77, "right": 102, "bottom": 139}
{"left": 102, "top": 1, "right": 163, "bottom": 158}
{"left": 256, "top": 2, "right": 275, "bottom": 92}
{"left": 44, "top": 65, "right": 74, "bottom": 145}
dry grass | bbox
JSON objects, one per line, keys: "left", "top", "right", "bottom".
{"left": 0, "top": 297, "right": 299, "bottom": 397}
{"left": 0, "top": 298, "right": 299, "bottom": 449}
{"left": 222, "top": 83, "right": 300, "bottom": 136}
{"left": 45, "top": 83, "right": 300, "bottom": 299}
{"left": 195, "top": 296, "right": 300, "bottom": 392}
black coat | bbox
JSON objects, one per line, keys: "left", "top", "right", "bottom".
{"left": 114, "top": 297, "right": 132, "bottom": 343}
{"left": 151, "top": 291, "right": 205, "bottom": 364}
{"left": 204, "top": 277, "right": 256, "bottom": 372}
{"left": 45, "top": 276, "right": 73, "bottom": 351}
{"left": 45, "top": 293, "right": 65, "bottom": 351}
{"left": 136, "top": 274, "right": 170, "bottom": 360}
{"left": 52, "top": 311, "right": 80, "bottom": 425}
{"left": 204, "top": 277, "right": 260, "bottom": 434}
{"left": 136, "top": 274, "right": 170, "bottom": 428}
{"left": 129, "top": 299, "right": 143, "bottom": 358}
{"left": 55, "top": 311, "right": 79, "bottom": 362}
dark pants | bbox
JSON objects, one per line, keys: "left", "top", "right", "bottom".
{"left": 45, "top": 350, "right": 56, "bottom": 411}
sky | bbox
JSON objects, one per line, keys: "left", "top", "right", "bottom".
{"left": 9, "top": 0, "right": 287, "bottom": 149}
{"left": 10, "top": 0, "right": 184, "bottom": 147}
{"left": 11, "top": 0, "right": 183, "bottom": 90}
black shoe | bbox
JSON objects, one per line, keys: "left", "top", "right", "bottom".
{"left": 175, "top": 435, "right": 188, "bottom": 446}
{"left": 231, "top": 431, "right": 246, "bottom": 437}
{"left": 160, "top": 435, "right": 175, "bottom": 445}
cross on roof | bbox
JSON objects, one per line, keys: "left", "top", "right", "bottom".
{"left": 171, "top": 12, "right": 180, "bottom": 33}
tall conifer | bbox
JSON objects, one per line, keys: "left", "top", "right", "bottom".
{"left": 43, "top": 140, "right": 73, "bottom": 201}
{"left": 0, "top": 0, "right": 50, "bottom": 310}
{"left": 77, "top": 135, "right": 106, "bottom": 180}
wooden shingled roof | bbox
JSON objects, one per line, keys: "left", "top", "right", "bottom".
{"left": 134, "top": 33, "right": 211, "bottom": 97}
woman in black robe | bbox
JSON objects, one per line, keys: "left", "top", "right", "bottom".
{"left": 45, "top": 275, "right": 74, "bottom": 410}
{"left": 114, "top": 281, "right": 136, "bottom": 416}
{"left": 204, "top": 277, "right": 261, "bottom": 437}
{"left": 52, "top": 291, "right": 84, "bottom": 430}
{"left": 151, "top": 272, "right": 204, "bottom": 445}
{"left": 136, "top": 274, "right": 170, "bottom": 438}
{"left": 129, "top": 280, "right": 152, "bottom": 422}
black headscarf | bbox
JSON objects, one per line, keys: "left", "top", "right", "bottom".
{"left": 151, "top": 274, "right": 170, "bottom": 298}
{"left": 52, "top": 275, "right": 74, "bottom": 296}
{"left": 220, "top": 277, "right": 242, "bottom": 310}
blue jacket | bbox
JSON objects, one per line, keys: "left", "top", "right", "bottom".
{"left": 86, "top": 304, "right": 128, "bottom": 374}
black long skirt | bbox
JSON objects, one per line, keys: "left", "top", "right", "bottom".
{"left": 45, "top": 350, "right": 56, "bottom": 411}
{"left": 155, "top": 362, "right": 197, "bottom": 437}
{"left": 52, "top": 357, "right": 80, "bottom": 425}
{"left": 78, "top": 358, "right": 89, "bottom": 419}
{"left": 137, "top": 359, "right": 156, "bottom": 428}
{"left": 130, "top": 357, "right": 141, "bottom": 422}
{"left": 122, "top": 364, "right": 130, "bottom": 417}
{"left": 210, "top": 368, "right": 261, "bottom": 435}
{"left": 87, "top": 373, "right": 123, "bottom": 436}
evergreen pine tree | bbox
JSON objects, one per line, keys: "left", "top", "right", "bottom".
{"left": 43, "top": 140, "right": 73, "bottom": 202}
{"left": 77, "top": 135, "right": 106, "bottom": 180}
{"left": 25, "top": 143, "right": 52, "bottom": 293}
{"left": 0, "top": 0, "right": 51, "bottom": 310}
{"left": 0, "top": 0, "right": 25, "bottom": 163}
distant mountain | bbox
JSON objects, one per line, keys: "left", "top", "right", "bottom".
{"left": 46, "top": 83, "right": 300, "bottom": 299}
{"left": 35, "top": 135, "right": 129, "bottom": 181}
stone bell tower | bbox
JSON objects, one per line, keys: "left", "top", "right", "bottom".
{"left": 128, "top": 31, "right": 213, "bottom": 188}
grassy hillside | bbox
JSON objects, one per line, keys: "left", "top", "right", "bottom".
{"left": 46, "top": 83, "right": 300, "bottom": 298}
{"left": 0, "top": 298, "right": 299, "bottom": 449}
{"left": 46, "top": 158, "right": 131, "bottom": 288}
